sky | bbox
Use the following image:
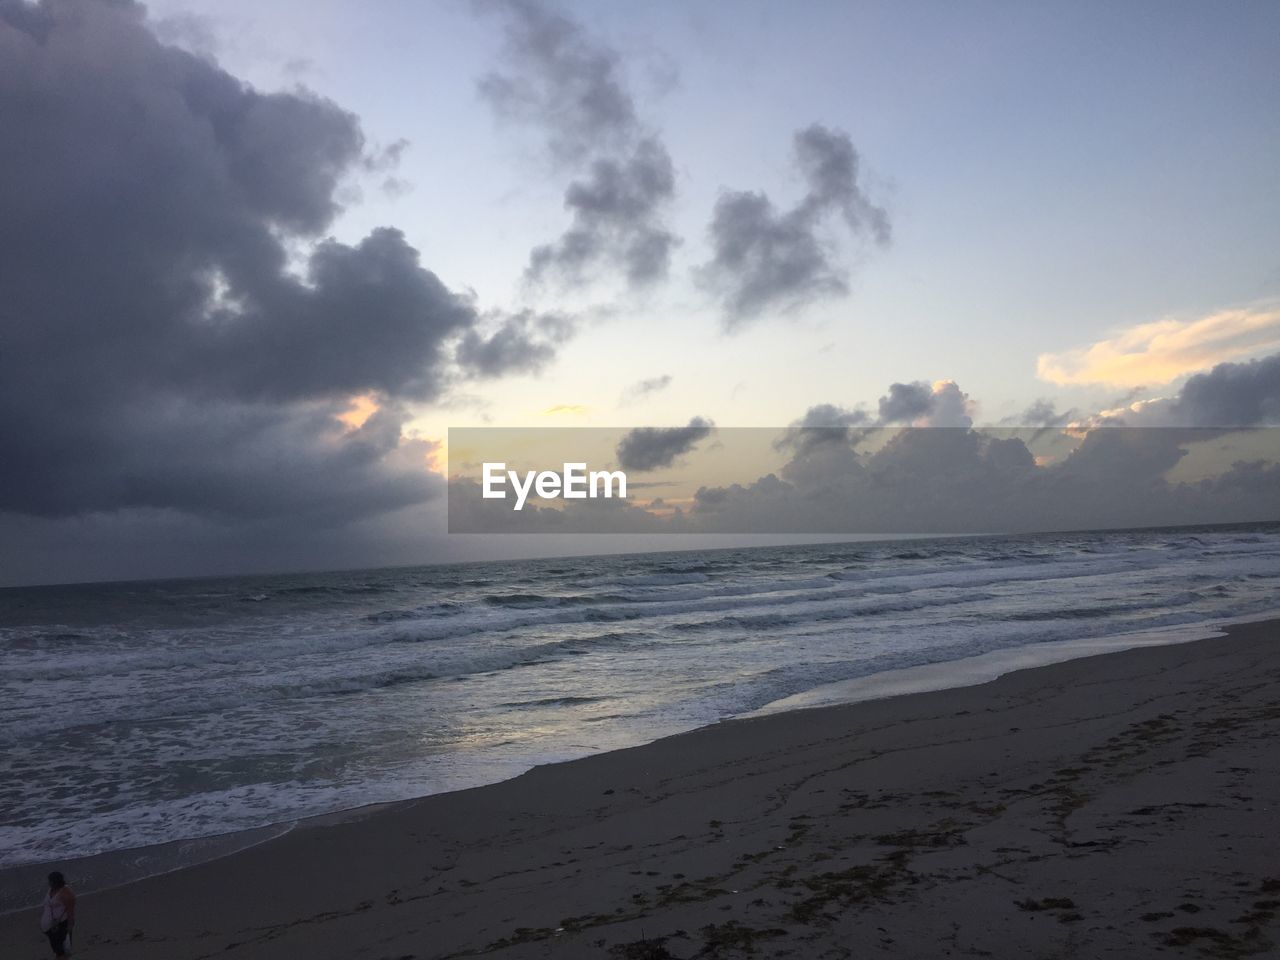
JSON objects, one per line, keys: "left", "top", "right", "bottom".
{"left": 1, "top": 0, "right": 1279, "bottom": 585}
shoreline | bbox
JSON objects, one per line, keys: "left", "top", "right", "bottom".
{"left": 3, "top": 609, "right": 1278, "bottom": 915}
{"left": 748, "top": 608, "right": 1280, "bottom": 717}
{"left": 1, "top": 617, "right": 1278, "bottom": 956}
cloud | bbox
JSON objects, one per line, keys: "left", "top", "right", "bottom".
{"left": 0, "top": 0, "right": 551, "bottom": 528}
{"left": 1094, "top": 352, "right": 1280, "bottom": 427}
{"left": 998, "top": 398, "right": 1078, "bottom": 447}
{"left": 454, "top": 421, "right": 1280, "bottom": 535}
{"left": 1004, "top": 399, "right": 1075, "bottom": 427}
{"left": 1172, "top": 352, "right": 1280, "bottom": 425}
{"left": 478, "top": 0, "right": 677, "bottom": 290}
{"left": 689, "top": 424, "right": 1278, "bottom": 535}
{"left": 774, "top": 403, "right": 872, "bottom": 458}
{"left": 456, "top": 310, "right": 575, "bottom": 378}
{"left": 792, "top": 124, "right": 892, "bottom": 244}
{"left": 477, "top": 0, "right": 638, "bottom": 163}
{"left": 1037, "top": 304, "right": 1280, "bottom": 387}
{"left": 450, "top": 373, "right": 1280, "bottom": 535}
{"left": 620, "top": 374, "right": 673, "bottom": 405}
{"left": 779, "top": 381, "right": 972, "bottom": 469}
{"left": 697, "top": 124, "right": 889, "bottom": 326}
{"left": 181, "top": 228, "right": 475, "bottom": 402}
{"left": 615, "top": 417, "right": 714, "bottom": 472}
{"left": 877, "top": 380, "right": 973, "bottom": 427}
{"left": 922, "top": 381, "right": 975, "bottom": 428}
{"left": 877, "top": 382, "right": 934, "bottom": 424}
{"left": 527, "top": 136, "right": 678, "bottom": 287}
{"left": 361, "top": 137, "right": 414, "bottom": 198}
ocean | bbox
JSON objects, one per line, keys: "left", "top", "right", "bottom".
{"left": 2, "top": 524, "right": 1279, "bottom": 876}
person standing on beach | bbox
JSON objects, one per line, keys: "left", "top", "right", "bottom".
{"left": 40, "top": 871, "right": 75, "bottom": 957}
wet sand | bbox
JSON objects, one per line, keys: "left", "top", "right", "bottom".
{"left": 3, "top": 619, "right": 1278, "bottom": 959}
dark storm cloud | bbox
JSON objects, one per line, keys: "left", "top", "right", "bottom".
{"left": 478, "top": 0, "right": 678, "bottom": 290}
{"left": 0, "top": 0, "right": 546, "bottom": 525}
{"left": 615, "top": 417, "right": 714, "bottom": 472}
{"left": 620, "top": 374, "right": 673, "bottom": 405}
{"left": 456, "top": 310, "right": 575, "bottom": 378}
{"left": 698, "top": 124, "right": 890, "bottom": 326}
{"left": 178, "top": 228, "right": 476, "bottom": 402}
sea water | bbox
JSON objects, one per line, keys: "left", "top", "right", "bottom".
{"left": 2, "top": 524, "right": 1279, "bottom": 870}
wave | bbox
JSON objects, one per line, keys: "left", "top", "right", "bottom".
{"left": 4, "top": 525, "right": 1280, "bottom": 869}
{"left": 6, "top": 538, "right": 1279, "bottom": 685}
{"left": 497, "top": 695, "right": 607, "bottom": 708}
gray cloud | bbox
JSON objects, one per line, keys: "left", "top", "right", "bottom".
{"left": 778, "top": 383, "right": 972, "bottom": 471}
{"left": 620, "top": 374, "right": 673, "bottom": 405}
{"left": 998, "top": 398, "right": 1078, "bottom": 444}
{"left": 876, "top": 381, "right": 971, "bottom": 427}
{"left": 877, "top": 382, "right": 935, "bottom": 424}
{"left": 775, "top": 403, "right": 872, "bottom": 460}
{"left": 477, "top": 0, "right": 637, "bottom": 163}
{"left": 527, "top": 136, "right": 677, "bottom": 288}
{"left": 451, "top": 421, "right": 1280, "bottom": 535}
{"left": 478, "top": 0, "right": 677, "bottom": 290}
{"left": 449, "top": 372, "right": 1280, "bottom": 536}
{"left": 362, "top": 137, "right": 411, "bottom": 172}
{"left": 698, "top": 124, "right": 889, "bottom": 325}
{"left": 683, "top": 425, "right": 1279, "bottom": 535}
{"left": 0, "top": 0, "right": 550, "bottom": 527}
{"left": 793, "top": 125, "right": 891, "bottom": 244}
{"left": 616, "top": 417, "right": 714, "bottom": 472}
{"left": 921, "top": 381, "right": 974, "bottom": 428}
{"left": 690, "top": 368, "right": 1276, "bottom": 533}
{"left": 796, "top": 403, "right": 870, "bottom": 428}
{"left": 1088, "top": 352, "right": 1280, "bottom": 428}
{"left": 179, "top": 228, "right": 475, "bottom": 403}
{"left": 1006, "top": 399, "right": 1075, "bottom": 427}
{"left": 456, "top": 310, "right": 575, "bottom": 378}
{"left": 1172, "top": 353, "right": 1280, "bottom": 425}
{"left": 361, "top": 138, "right": 414, "bottom": 198}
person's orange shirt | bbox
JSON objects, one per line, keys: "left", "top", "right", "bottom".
{"left": 54, "top": 887, "right": 75, "bottom": 924}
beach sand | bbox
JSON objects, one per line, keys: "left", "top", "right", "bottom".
{"left": 3, "top": 620, "right": 1278, "bottom": 958}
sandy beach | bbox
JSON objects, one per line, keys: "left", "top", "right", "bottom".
{"left": 3, "top": 619, "right": 1278, "bottom": 959}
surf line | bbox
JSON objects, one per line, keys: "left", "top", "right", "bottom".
{"left": 481, "top": 462, "right": 627, "bottom": 511}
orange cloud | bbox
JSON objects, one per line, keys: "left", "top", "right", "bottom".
{"left": 542, "top": 404, "right": 589, "bottom": 416}
{"left": 424, "top": 439, "right": 446, "bottom": 474}
{"left": 337, "top": 393, "right": 379, "bottom": 429}
{"left": 1036, "top": 303, "right": 1280, "bottom": 387}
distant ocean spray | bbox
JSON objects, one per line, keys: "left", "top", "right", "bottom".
{"left": 2, "top": 524, "right": 1279, "bottom": 869}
